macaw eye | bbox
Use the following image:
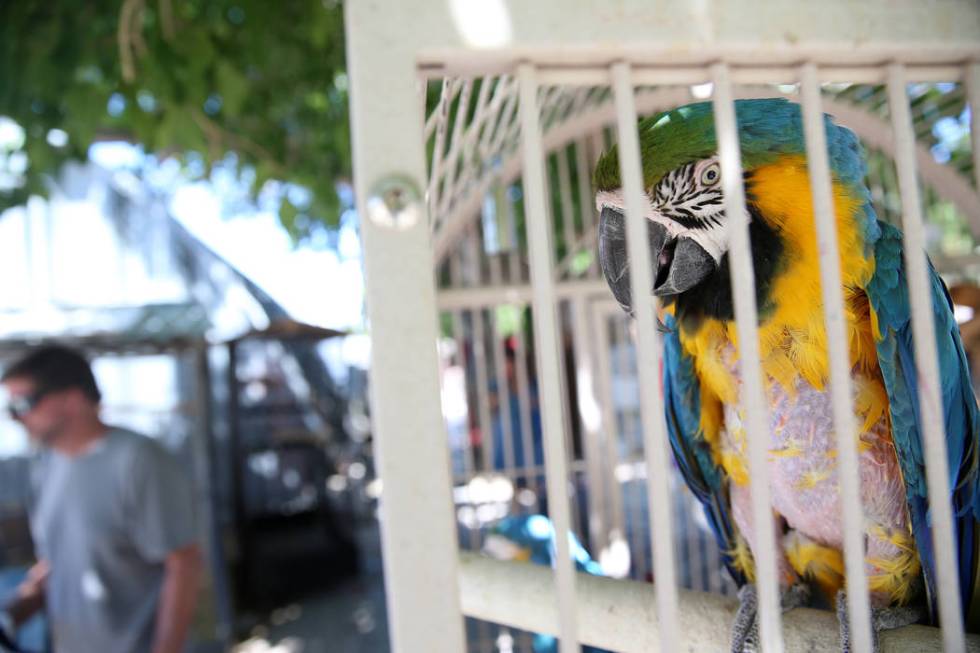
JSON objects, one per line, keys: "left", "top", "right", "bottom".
{"left": 700, "top": 162, "right": 720, "bottom": 187}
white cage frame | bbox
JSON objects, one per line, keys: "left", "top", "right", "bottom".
{"left": 345, "top": 2, "right": 980, "bottom": 652}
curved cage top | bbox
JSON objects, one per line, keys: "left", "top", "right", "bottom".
{"left": 425, "top": 78, "right": 979, "bottom": 287}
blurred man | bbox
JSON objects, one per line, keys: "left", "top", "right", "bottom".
{"left": 0, "top": 345, "right": 201, "bottom": 653}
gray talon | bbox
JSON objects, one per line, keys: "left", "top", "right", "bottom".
{"left": 836, "top": 590, "right": 852, "bottom": 653}
{"left": 872, "top": 604, "right": 924, "bottom": 631}
{"left": 837, "top": 590, "right": 925, "bottom": 653}
{"left": 732, "top": 583, "right": 808, "bottom": 653}
{"left": 731, "top": 584, "right": 759, "bottom": 653}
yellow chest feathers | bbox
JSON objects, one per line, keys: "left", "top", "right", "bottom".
{"left": 675, "top": 157, "right": 886, "bottom": 446}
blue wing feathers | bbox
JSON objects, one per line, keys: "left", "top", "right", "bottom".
{"left": 662, "top": 316, "right": 745, "bottom": 585}
{"left": 866, "top": 220, "right": 980, "bottom": 620}
{"left": 659, "top": 220, "right": 978, "bottom": 614}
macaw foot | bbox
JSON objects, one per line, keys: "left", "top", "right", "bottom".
{"left": 731, "top": 584, "right": 759, "bottom": 653}
{"left": 835, "top": 590, "right": 925, "bottom": 653}
{"left": 731, "top": 583, "right": 811, "bottom": 653}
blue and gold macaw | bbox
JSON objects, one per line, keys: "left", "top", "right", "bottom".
{"left": 485, "top": 515, "right": 610, "bottom": 653}
{"left": 593, "top": 98, "right": 980, "bottom": 651}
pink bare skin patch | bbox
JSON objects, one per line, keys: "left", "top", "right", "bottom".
{"left": 722, "top": 371, "right": 916, "bottom": 607}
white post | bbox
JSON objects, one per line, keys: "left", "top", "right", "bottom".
{"left": 428, "top": 78, "right": 454, "bottom": 212}
{"left": 591, "top": 305, "right": 628, "bottom": 548}
{"left": 610, "top": 61, "right": 681, "bottom": 650}
{"left": 798, "top": 62, "right": 874, "bottom": 653}
{"left": 344, "top": 4, "right": 465, "bottom": 651}
{"left": 570, "top": 295, "right": 610, "bottom": 554}
{"left": 711, "top": 62, "right": 785, "bottom": 653}
{"left": 517, "top": 61, "right": 580, "bottom": 652}
{"left": 887, "top": 63, "right": 966, "bottom": 653}
{"left": 466, "top": 229, "right": 498, "bottom": 473}
{"left": 575, "top": 136, "right": 600, "bottom": 278}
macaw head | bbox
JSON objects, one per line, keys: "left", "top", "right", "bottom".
{"left": 594, "top": 98, "right": 877, "bottom": 326}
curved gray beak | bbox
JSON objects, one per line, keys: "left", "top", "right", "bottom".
{"left": 597, "top": 206, "right": 716, "bottom": 313}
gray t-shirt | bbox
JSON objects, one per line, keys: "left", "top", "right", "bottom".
{"left": 29, "top": 427, "right": 197, "bottom": 653}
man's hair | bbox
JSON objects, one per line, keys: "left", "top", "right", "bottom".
{"left": 1, "top": 345, "right": 101, "bottom": 403}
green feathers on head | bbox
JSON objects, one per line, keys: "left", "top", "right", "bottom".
{"left": 592, "top": 98, "right": 844, "bottom": 192}
{"left": 592, "top": 97, "right": 878, "bottom": 251}
{"left": 594, "top": 102, "right": 718, "bottom": 192}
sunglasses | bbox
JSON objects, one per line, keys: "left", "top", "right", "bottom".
{"left": 7, "top": 388, "right": 51, "bottom": 420}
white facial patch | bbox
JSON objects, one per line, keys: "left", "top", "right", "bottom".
{"left": 595, "top": 157, "right": 734, "bottom": 264}
{"left": 594, "top": 189, "right": 686, "bottom": 239}
{"left": 595, "top": 188, "right": 683, "bottom": 236}
{"left": 685, "top": 227, "right": 728, "bottom": 264}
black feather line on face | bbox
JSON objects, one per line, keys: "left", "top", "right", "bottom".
{"left": 664, "top": 203, "right": 785, "bottom": 327}
{"left": 664, "top": 213, "right": 709, "bottom": 230}
{"left": 651, "top": 161, "right": 728, "bottom": 231}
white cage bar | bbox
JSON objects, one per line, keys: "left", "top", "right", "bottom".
{"left": 887, "top": 63, "right": 966, "bottom": 652}
{"left": 516, "top": 62, "right": 581, "bottom": 652}
{"left": 346, "top": 1, "right": 980, "bottom": 652}
{"left": 610, "top": 60, "right": 680, "bottom": 651}
{"left": 799, "top": 62, "right": 874, "bottom": 653}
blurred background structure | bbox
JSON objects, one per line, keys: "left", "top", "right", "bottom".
{"left": 0, "top": 1, "right": 978, "bottom": 652}
{"left": 0, "top": 3, "right": 383, "bottom": 651}
{"left": 0, "top": 158, "right": 378, "bottom": 652}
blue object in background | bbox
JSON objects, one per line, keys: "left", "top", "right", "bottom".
{"left": 488, "top": 515, "right": 610, "bottom": 653}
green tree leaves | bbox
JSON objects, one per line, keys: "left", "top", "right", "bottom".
{"left": 0, "top": 0, "right": 350, "bottom": 244}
